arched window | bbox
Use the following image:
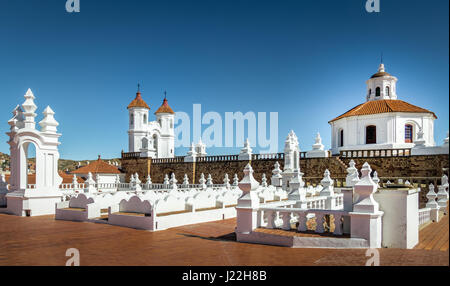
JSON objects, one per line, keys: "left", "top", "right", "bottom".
{"left": 385, "top": 86, "right": 390, "bottom": 97}
{"left": 143, "top": 114, "right": 147, "bottom": 124}
{"left": 405, "top": 124, "right": 413, "bottom": 143}
{"left": 142, "top": 137, "right": 148, "bottom": 149}
{"left": 369, "top": 89, "right": 372, "bottom": 96}
{"left": 130, "top": 114, "right": 134, "bottom": 125}
{"left": 338, "top": 129, "right": 344, "bottom": 147}
{"left": 153, "top": 134, "right": 158, "bottom": 150}
{"left": 375, "top": 87, "right": 381, "bottom": 97}
{"left": 366, "top": 125, "right": 377, "bottom": 144}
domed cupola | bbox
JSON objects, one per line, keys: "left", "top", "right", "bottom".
{"left": 365, "top": 63, "right": 398, "bottom": 101}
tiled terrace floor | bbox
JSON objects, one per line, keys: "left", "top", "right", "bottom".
{"left": 0, "top": 213, "right": 447, "bottom": 266}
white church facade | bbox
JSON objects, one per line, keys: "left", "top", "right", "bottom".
{"left": 127, "top": 89, "right": 176, "bottom": 158}
{"left": 329, "top": 63, "right": 437, "bottom": 155}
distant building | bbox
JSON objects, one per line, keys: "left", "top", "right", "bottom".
{"left": 127, "top": 88, "right": 175, "bottom": 158}
{"left": 329, "top": 63, "right": 437, "bottom": 155}
{"left": 71, "top": 156, "right": 124, "bottom": 184}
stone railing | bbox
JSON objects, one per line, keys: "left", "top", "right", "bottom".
{"left": 196, "top": 155, "right": 239, "bottom": 162}
{"left": 259, "top": 206, "right": 349, "bottom": 236}
{"left": 121, "top": 151, "right": 141, "bottom": 159}
{"left": 151, "top": 157, "right": 185, "bottom": 164}
{"left": 304, "top": 177, "right": 346, "bottom": 187}
{"left": 340, "top": 148, "right": 411, "bottom": 158}
{"left": 251, "top": 153, "right": 285, "bottom": 161}
{"left": 418, "top": 208, "right": 431, "bottom": 225}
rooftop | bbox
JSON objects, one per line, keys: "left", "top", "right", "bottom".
{"left": 329, "top": 99, "right": 437, "bottom": 123}
{"left": 71, "top": 156, "right": 121, "bottom": 175}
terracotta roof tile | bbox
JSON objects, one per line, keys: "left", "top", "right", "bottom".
{"left": 71, "top": 156, "right": 121, "bottom": 175}
{"left": 155, "top": 98, "right": 175, "bottom": 114}
{"left": 329, "top": 99, "right": 437, "bottom": 123}
{"left": 127, "top": 92, "right": 150, "bottom": 110}
{"left": 5, "top": 172, "right": 84, "bottom": 184}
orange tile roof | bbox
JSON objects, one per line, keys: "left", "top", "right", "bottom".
{"left": 155, "top": 98, "right": 175, "bottom": 114}
{"left": 5, "top": 172, "right": 84, "bottom": 184}
{"left": 127, "top": 91, "right": 150, "bottom": 110}
{"left": 329, "top": 99, "right": 437, "bottom": 123}
{"left": 71, "top": 156, "right": 121, "bottom": 175}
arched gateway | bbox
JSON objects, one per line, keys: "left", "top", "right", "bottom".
{"left": 4, "top": 89, "right": 63, "bottom": 216}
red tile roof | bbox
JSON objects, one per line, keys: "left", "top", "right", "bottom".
{"left": 71, "top": 156, "right": 121, "bottom": 175}
{"left": 5, "top": 172, "right": 84, "bottom": 184}
{"left": 329, "top": 99, "right": 437, "bottom": 123}
{"left": 155, "top": 98, "right": 175, "bottom": 114}
{"left": 127, "top": 91, "right": 150, "bottom": 110}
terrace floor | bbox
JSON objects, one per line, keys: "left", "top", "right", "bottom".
{"left": 0, "top": 211, "right": 448, "bottom": 266}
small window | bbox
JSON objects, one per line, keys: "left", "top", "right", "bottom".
{"left": 366, "top": 125, "right": 377, "bottom": 144}
{"left": 143, "top": 114, "right": 147, "bottom": 124}
{"left": 375, "top": 87, "right": 381, "bottom": 97}
{"left": 130, "top": 114, "right": 134, "bottom": 125}
{"left": 338, "top": 129, "right": 344, "bottom": 147}
{"left": 385, "top": 86, "right": 390, "bottom": 97}
{"left": 369, "top": 89, "right": 372, "bottom": 96}
{"left": 405, "top": 124, "right": 413, "bottom": 143}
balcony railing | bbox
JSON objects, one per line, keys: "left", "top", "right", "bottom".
{"left": 340, "top": 148, "right": 411, "bottom": 158}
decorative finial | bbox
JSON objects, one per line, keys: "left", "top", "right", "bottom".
{"left": 381, "top": 52, "right": 383, "bottom": 64}
{"left": 164, "top": 90, "right": 167, "bottom": 99}
{"left": 137, "top": 83, "right": 140, "bottom": 92}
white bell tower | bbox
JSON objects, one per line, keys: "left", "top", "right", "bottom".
{"left": 127, "top": 85, "right": 150, "bottom": 153}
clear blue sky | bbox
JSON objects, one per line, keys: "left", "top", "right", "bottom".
{"left": 0, "top": 0, "right": 448, "bottom": 160}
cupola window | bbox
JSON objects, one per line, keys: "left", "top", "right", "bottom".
{"left": 375, "top": 87, "right": 381, "bottom": 97}
{"left": 386, "top": 86, "right": 390, "bottom": 97}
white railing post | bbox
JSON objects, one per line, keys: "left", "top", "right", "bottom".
{"left": 297, "top": 212, "right": 308, "bottom": 232}
{"left": 281, "top": 211, "right": 292, "bottom": 230}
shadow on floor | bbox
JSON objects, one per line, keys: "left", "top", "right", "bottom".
{"left": 178, "top": 232, "right": 237, "bottom": 242}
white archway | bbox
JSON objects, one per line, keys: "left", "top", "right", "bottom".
{"left": 5, "top": 89, "right": 63, "bottom": 216}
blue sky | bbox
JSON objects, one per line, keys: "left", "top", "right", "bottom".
{"left": 0, "top": 0, "right": 448, "bottom": 160}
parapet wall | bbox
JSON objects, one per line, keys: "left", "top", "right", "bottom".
{"left": 121, "top": 154, "right": 449, "bottom": 185}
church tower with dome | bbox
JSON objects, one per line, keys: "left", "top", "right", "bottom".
{"left": 329, "top": 63, "right": 437, "bottom": 155}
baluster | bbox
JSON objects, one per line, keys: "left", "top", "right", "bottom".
{"left": 267, "top": 211, "right": 276, "bottom": 229}
{"left": 333, "top": 214, "right": 343, "bottom": 235}
{"left": 281, "top": 212, "right": 292, "bottom": 230}
{"left": 297, "top": 212, "right": 308, "bottom": 232}
{"left": 315, "top": 213, "right": 325, "bottom": 233}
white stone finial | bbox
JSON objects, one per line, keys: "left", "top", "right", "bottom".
{"left": 223, "top": 173, "right": 230, "bottom": 188}
{"left": 444, "top": 131, "right": 449, "bottom": 146}
{"left": 170, "top": 173, "right": 177, "bottom": 189}
{"left": 182, "top": 174, "right": 189, "bottom": 186}
{"left": 206, "top": 174, "right": 213, "bottom": 186}
{"left": 261, "top": 173, "right": 268, "bottom": 187}
{"left": 319, "top": 169, "right": 334, "bottom": 196}
{"left": 426, "top": 184, "right": 439, "bottom": 209}
{"left": 199, "top": 173, "right": 206, "bottom": 189}
{"left": 39, "top": 106, "right": 59, "bottom": 133}
{"left": 115, "top": 174, "right": 121, "bottom": 184}
{"left": 353, "top": 162, "right": 380, "bottom": 213}
{"left": 146, "top": 174, "right": 152, "bottom": 186}
{"left": 239, "top": 138, "right": 253, "bottom": 160}
{"left": 346, "top": 159, "right": 360, "bottom": 187}
{"left": 163, "top": 174, "right": 170, "bottom": 186}
{"left": 372, "top": 171, "right": 380, "bottom": 186}
{"left": 312, "top": 132, "right": 324, "bottom": 151}
{"left": 238, "top": 164, "right": 260, "bottom": 193}
{"left": 378, "top": 63, "right": 385, "bottom": 73}
{"left": 72, "top": 175, "right": 79, "bottom": 188}
{"left": 233, "top": 174, "right": 239, "bottom": 187}
{"left": 22, "top": 88, "right": 38, "bottom": 129}
{"left": 134, "top": 173, "right": 141, "bottom": 185}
